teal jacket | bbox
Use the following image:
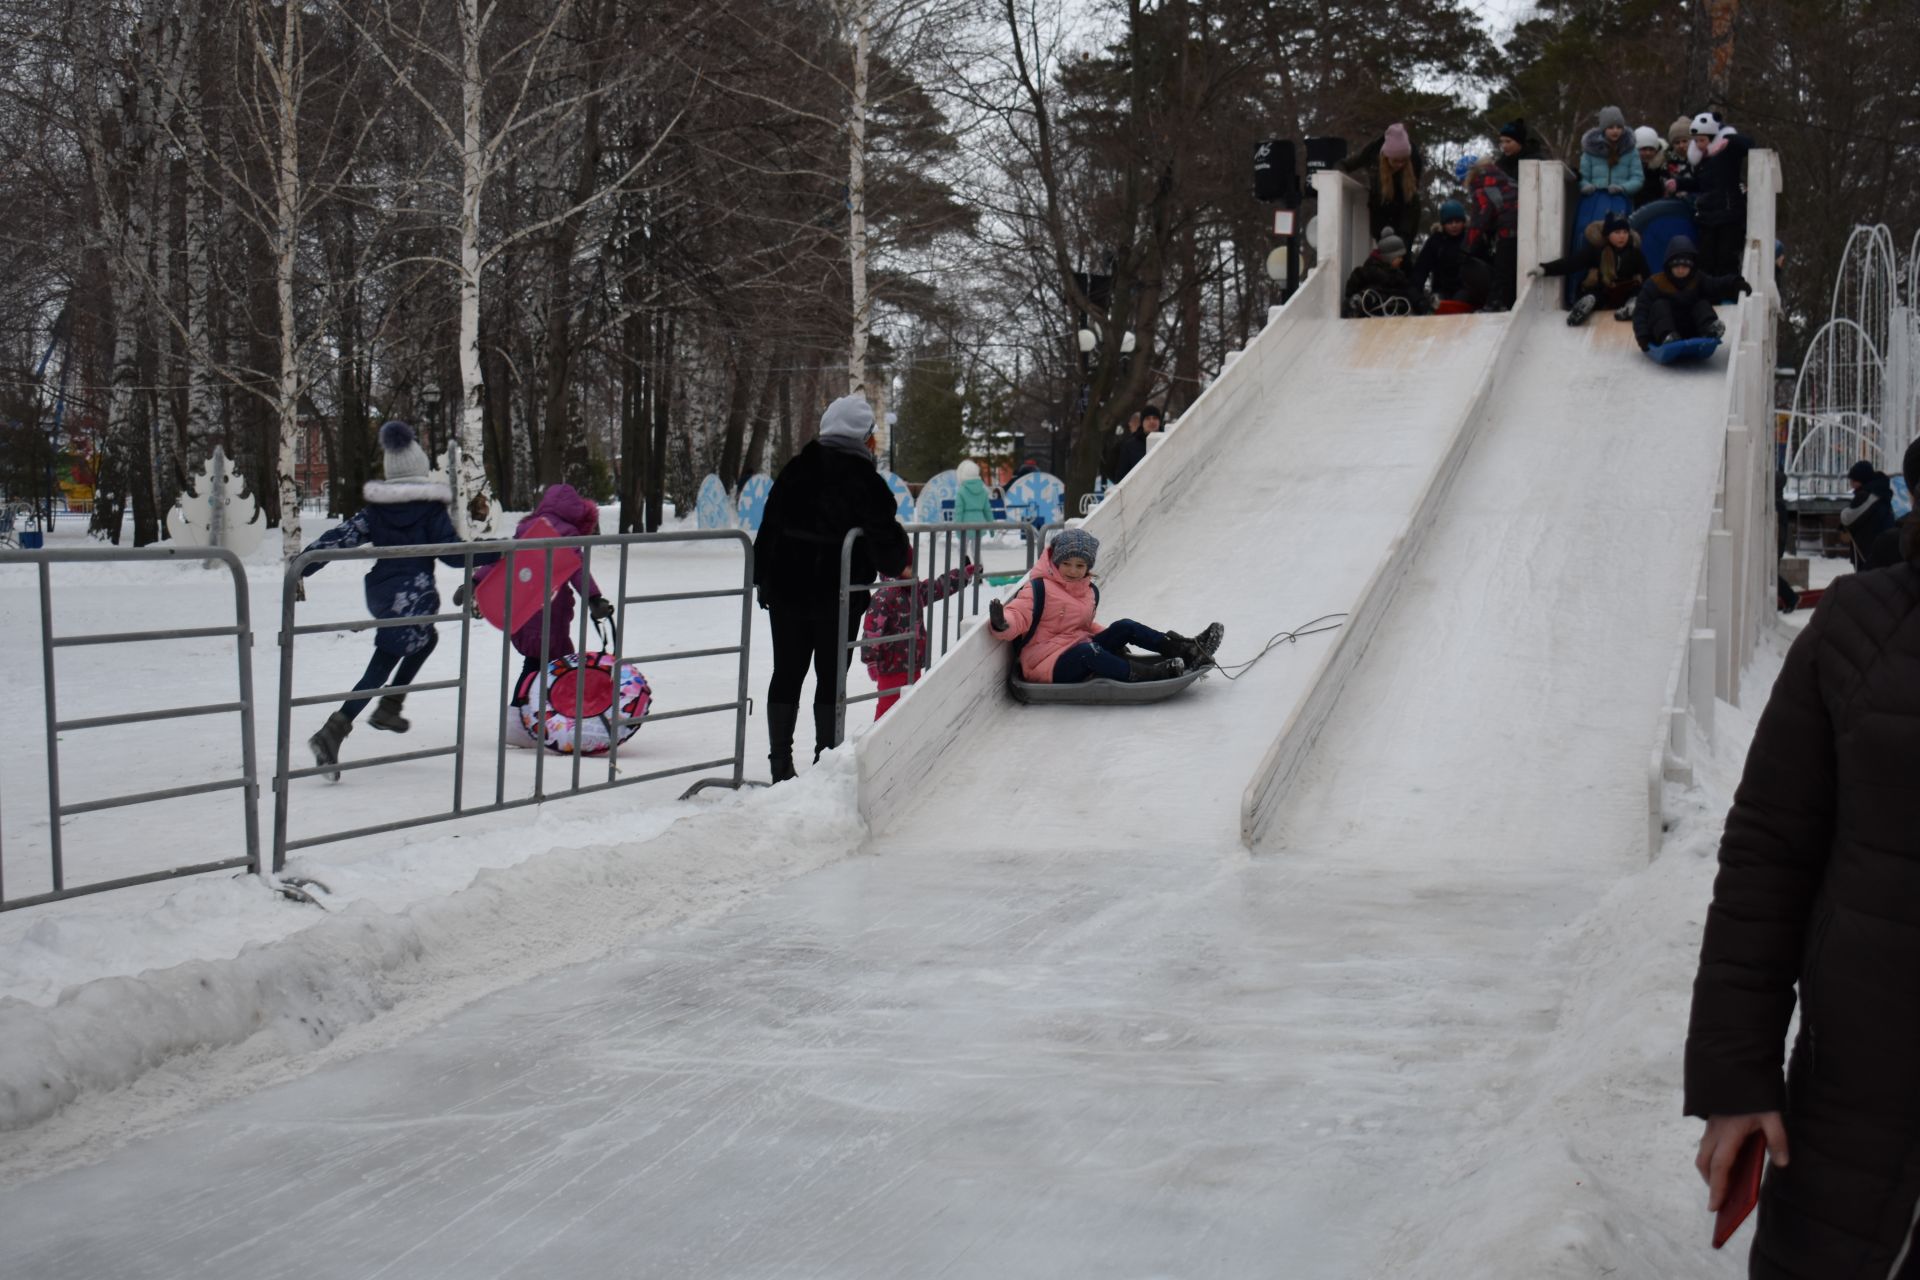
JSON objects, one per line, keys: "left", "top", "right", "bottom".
{"left": 1578, "top": 128, "right": 1643, "bottom": 196}
{"left": 953, "top": 477, "right": 996, "bottom": 525}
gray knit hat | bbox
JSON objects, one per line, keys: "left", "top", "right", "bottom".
{"left": 1050, "top": 527, "right": 1099, "bottom": 569}
{"left": 380, "top": 420, "right": 430, "bottom": 481}
{"left": 1375, "top": 229, "right": 1407, "bottom": 259}
{"left": 1596, "top": 105, "right": 1627, "bottom": 132}
{"left": 818, "top": 394, "right": 875, "bottom": 449}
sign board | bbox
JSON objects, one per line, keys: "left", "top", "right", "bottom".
{"left": 1273, "top": 209, "right": 1296, "bottom": 237}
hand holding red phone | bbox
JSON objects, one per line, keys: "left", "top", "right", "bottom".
{"left": 1698, "top": 1112, "right": 1789, "bottom": 1248}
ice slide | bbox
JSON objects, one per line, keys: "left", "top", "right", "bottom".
{"left": 0, "top": 165, "right": 1780, "bottom": 1279}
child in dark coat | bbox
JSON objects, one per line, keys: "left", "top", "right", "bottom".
{"left": 1343, "top": 230, "right": 1425, "bottom": 316}
{"left": 302, "top": 421, "right": 493, "bottom": 778}
{"left": 1410, "top": 200, "right": 1491, "bottom": 311}
{"left": 1537, "top": 212, "right": 1650, "bottom": 325}
{"left": 859, "top": 549, "right": 982, "bottom": 718}
{"left": 1632, "top": 236, "right": 1751, "bottom": 351}
{"left": 1675, "top": 111, "right": 1754, "bottom": 283}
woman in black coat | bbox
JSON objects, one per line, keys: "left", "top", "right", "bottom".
{"left": 753, "top": 393, "right": 911, "bottom": 780}
{"left": 1686, "top": 441, "right": 1920, "bottom": 1277}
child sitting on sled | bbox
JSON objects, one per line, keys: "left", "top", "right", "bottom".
{"left": 1632, "top": 235, "right": 1751, "bottom": 352}
{"left": 986, "top": 528, "right": 1222, "bottom": 684}
{"left": 859, "top": 548, "right": 983, "bottom": 718}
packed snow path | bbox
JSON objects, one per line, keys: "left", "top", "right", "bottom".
{"left": 0, "top": 305, "right": 1745, "bottom": 1278}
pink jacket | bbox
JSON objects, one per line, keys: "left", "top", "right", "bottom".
{"left": 993, "top": 550, "right": 1100, "bottom": 683}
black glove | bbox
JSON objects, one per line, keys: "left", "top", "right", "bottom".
{"left": 755, "top": 584, "right": 769, "bottom": 611}
{"left": 588, "top": 594, "right": 615, "bottom": 623}
{"left": 452, "top": 583, "right": 468, "bottom": 608}
{"left": 1735, "top": 275, "right": 1753, "bottom": 296}
{"left": 989, "top": 599, "right": 1008, "bottom": 632}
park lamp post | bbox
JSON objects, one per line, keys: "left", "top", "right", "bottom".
{"left": 419, "top": 381, "right": 442, "bottom": 456}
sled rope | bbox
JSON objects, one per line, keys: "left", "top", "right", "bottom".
{"left": 1212, "top": 613, "right": 1348, "bottom": 682}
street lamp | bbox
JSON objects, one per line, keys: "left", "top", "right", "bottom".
{"left": 420, "top": 381, "right": 442, "bottom": 456}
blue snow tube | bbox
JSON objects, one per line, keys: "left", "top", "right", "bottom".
{"left": 1631, "top": 199, "right": 1700, "bottom": 277}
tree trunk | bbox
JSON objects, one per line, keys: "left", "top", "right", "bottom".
{"left": 845, "top": 0, "right": 872, "bottom": 402}
{"left": 741, "top": 358, "right": 780, "bottom": 481}
{"left": 270, "top": 0, "right": 304, "bottom": 595}
{"left": 619, "top": 309, "right": 647, "bottom": 532}
{"left": 646, "top": 313, "right": 674, "bottom": 530}
{"left": 455, "top": 0, "right": 492, "bottom": 527}
{"left": 716, "top": 342, "right": 753, "bottom": 490}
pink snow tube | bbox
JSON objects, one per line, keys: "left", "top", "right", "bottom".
{"left": 514, "top": 652, "right": 651, "bottom": 755}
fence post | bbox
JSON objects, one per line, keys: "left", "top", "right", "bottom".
{"left": 36, "top": 562, "right": 64, "bottom": 891}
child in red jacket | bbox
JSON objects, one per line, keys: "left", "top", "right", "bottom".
{"left": 860, "top": 550, "right": 982, "bottom": 718}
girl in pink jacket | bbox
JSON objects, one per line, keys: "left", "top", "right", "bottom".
{"left": 987, "top": 528, "right": 1222, "bottom": 683}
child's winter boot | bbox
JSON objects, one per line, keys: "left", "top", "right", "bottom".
{"left": 1166, "top": 622, "right": 1225, "bottom": 669}
{"left": 1129, "top": 656, "right": 1186, "bottom": 682}
{"left": 768, "top": 703, "right": 799, "bottom": 783}
{"left": 1566, "top": 295, "right": 1597, "bottom": 326}
{"left": 368, "top": 696, "right": 410, "bottom": 733}
{"left": 309, "top": 712, "right": 353, "bottom": 782}
{"left": 1613, "top": 298, "right": 1636, "bottom": 321}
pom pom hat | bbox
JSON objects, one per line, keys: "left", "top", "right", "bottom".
{"left": 380, "top": 420, "right": 430, "bottom": 481}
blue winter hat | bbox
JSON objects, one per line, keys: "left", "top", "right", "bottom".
{"left": 1664, "top": 235, "right": 1699, "bottom": 268}
{"left": 1453, "top": 154, "right": 1478, "bottom": 185}
{"left": 379, "top": 420, "right": 430, "bottom": 481}
{"left": 1050, "top": 527, "right": 1099, "bottom": 569}
{"left": 1439, "top": 199, "right": 1466, "bottom": 222}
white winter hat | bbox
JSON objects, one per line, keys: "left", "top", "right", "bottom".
{"left": 1690, "top": 111, "right": 1722, "bottom": 137}
{"left": 379, "top": 420, "right": 430, "bottom": 481}
{"left": 818, "top": 394, "right": 875, "bottom": 448}
{"left": 1634, "top": 125, "right": 1663, "bottom": 151}
{"left": 957, "top": 458, "right": 981, "bottom": 481}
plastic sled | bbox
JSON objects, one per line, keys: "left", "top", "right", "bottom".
{"left": 514, "top": 650, "right": 651, "bottom": 755}
{"left": 1433, "top": 298, "right": 1476, "bottom": 316}
{"left": 473, "top": 516, "right": 581, "bottom": 634}
{"left": 1646, "top": 336, "right": 1721, "bottom": 365}
{"left": 1009, "top": 668, "right": 1208, "bottom": 705}
{"left": 1630, "top": 199, "right": 1699, "bottom": 277}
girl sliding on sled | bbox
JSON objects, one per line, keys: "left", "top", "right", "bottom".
{"left": 986, "top": 528, "right": 1222, "bottom": 684}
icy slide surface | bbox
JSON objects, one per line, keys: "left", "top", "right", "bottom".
{"left": 0, "top": 306, "right": 1742, "bottom": 1278}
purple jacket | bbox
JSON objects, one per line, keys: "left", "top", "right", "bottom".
{"left": 512, "top": 485, "right": 605, "bottom": 660}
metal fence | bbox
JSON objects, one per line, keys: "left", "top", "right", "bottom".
{"left": 272, "top": 529, "right": 756, "bottom": 868}
{"left": 0, "top": 545, "right": 260, "bottom": 911}
{"left": 833, "top": 521, "right": 1041, "bottom": 739}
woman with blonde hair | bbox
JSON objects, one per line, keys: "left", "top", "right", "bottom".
{"left": 1342, "top": 122, "right": 1423, "bottom": 243}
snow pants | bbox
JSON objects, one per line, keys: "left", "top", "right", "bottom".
{"left": 1488, "top": 238, "right": 1518, "bottom": 308}
{"left": 1443, "top": 256, "right": 1492, "bottom": 310}
{"left": 1696, "top": 219, "right": 1745, "bottom": 285}
{"left": 768, "top": 595, "right": 867, "bottom": 756}
{"left": 341, "top": 628, "right": 439, "bottom": 722}
{"left": 1576, "top": 278, "right": 1639, "bottom": 310}
{"left": 873, "top": 670, "right": 911, "bottom": 719}
{"left": 1050, "top": 619, "right": 1172, "bottom": 684}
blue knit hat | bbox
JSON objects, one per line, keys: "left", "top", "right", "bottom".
{"left": 1051, "top": 527, "right": 1099, "bottom": 569}
{"left": 1439, "top": 199, "right": 1466, "bottom": 222}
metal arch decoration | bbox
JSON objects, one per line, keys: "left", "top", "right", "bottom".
{"left": 1784, "top": 318, "right": 1886, "bottom": 498}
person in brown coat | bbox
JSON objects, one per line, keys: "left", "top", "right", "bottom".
{"left": 1685, "top": 434, "right": 1920, "bottom": 1277}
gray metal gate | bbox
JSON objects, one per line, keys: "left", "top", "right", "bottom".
{"left": 0, "top": 545, "right": 260, "bottom": 911}
{"left": 272, "top": 529, "right": 756, "bottom": 867}
{"left": 833, "top": 521, "right": 1039, "bottom": 738}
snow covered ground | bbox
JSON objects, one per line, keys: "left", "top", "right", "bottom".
{"left": 0, "top": 616, "right": 1797, "bottom": 1277}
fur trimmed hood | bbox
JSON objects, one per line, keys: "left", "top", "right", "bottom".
{"left": 1584, "top": 221, "right": 1642, "bottom": 250}
{"left": 364, "top": 478, "right": 452, "bottom": 506}
{"left": 1582, "top": 126, "right": 1627, "bottom": 159}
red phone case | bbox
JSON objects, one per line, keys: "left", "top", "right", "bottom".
{"left": 1713, "top": 1131, "right": 1768, "bottom": 1249}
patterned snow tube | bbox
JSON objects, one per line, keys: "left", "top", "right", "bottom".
{"left": 514, "top": 651, "right": 651, "bottom": 756}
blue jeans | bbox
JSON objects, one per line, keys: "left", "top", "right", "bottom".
{"left": 1049, "top": 619, "right": 1170, "bottom": 684}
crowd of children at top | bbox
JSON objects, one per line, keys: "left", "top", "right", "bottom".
{"left": 1339, "top": 109, "right": 1755, "bottom": 349}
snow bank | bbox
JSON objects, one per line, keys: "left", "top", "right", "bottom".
{"left": 0, "top": 753, "right": 866, "bottom": 1141}
{"left": 1369, "top": 628, "right": 1791, "bottom": 1277}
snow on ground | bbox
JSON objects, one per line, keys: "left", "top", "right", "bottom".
{"left": 0, "top": 510, "right": 1029, "bottom": 1139}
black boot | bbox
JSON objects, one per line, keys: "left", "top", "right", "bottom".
{"left": 367, "top": 696, "right": 410, "bottom": 733}
{"left": 767, "top": 703, "right": 799, "bottom": 783}
{"left": 1128, "top": 656, "right": 1186, "bottom": 682}
{"left": 309, "top": 712, "right": 352, "bottom": 782}
{"left": 1165, "top": 622, "right": 1225, "bottom": 669}
{"left": 812, "top": 702, "right": 839, "bottom": 764}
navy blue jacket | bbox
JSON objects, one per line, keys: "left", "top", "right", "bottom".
{"left": 303, "top": 479, "right": 485, "bottom": 654}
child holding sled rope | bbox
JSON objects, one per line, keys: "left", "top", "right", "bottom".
{"left": 303, "top": 421, "right": 494, "bottom": 779}
{"left": 987, "top": 528, "right": 1222, "bottom": 685}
